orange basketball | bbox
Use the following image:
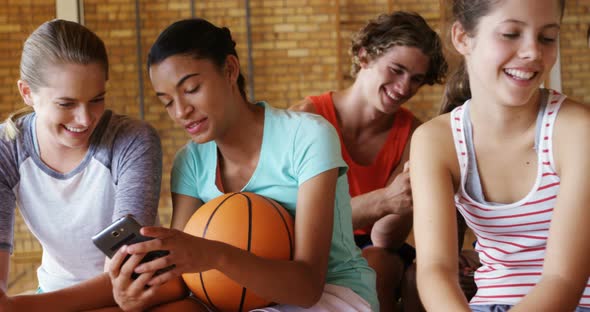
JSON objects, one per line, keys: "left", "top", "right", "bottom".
{"left": 182, "top": 192, "right": 295, "bottom": 312}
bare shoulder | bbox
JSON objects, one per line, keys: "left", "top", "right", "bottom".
{"left": 554, "top": 98, "right": 590, "bottom": 140}
{"left": 288, "top": 97, "right": 317, "bottom": 114}
{"left": 557, "top": 98, "right": 590, "bottom": 123}
{"left": 410, "top": 115, "right": 423, "bottom": 132}
{"left": 412, "top": 113, "right": 453, "bottom": 145}
{"left": 552, "top": 98, "right": 590, "bottom": 173}
{"left": 411, "top": 113, "right": 458, "bottom": 168}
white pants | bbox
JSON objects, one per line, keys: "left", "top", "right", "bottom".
{"left": 251, "top": 284, "right": 373, "bottom": 312}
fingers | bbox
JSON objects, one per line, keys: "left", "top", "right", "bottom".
{"left": 126, "top": 237, "right": 164, "bottom": 254}
{"left": 147, "top": 269, "right": 177, "bottom": 287}
{"left": 140, "top": 226, "right": 174, "bottom": 238}
{"left": 135, "top": 253, "right": 174, "bottom": 275}
{"left": 120, "top": 253, "right": 147, "bottom": 279}
{"left": 109, "top": 245, "right": 129, "bottom": 278}
{"left": 403, "top": 161, "right": 410, "bottom": 172}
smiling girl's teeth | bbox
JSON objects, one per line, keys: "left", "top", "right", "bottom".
{"left": 505, "top": 69, "right": 535, "bottom": 80}
{"left": 65, "top": 126, "right": 87, "bottom": 133}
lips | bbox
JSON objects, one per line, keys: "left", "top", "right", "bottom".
{"left": 63, "top": 125, "right": 89, "bottom": 133}
{"left": 504, "top": 68, "right": 537, "bottom": 81}
{"left": 184, "top": 117, "right": 208, "bottom": 135}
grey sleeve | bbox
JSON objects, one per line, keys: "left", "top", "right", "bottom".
{"left": 111, "top": 121, "right": 163, "bottom": 227}
{"left": 0, "top": 134, "right": 19, "bottom": 253}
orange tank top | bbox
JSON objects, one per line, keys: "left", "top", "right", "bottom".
{"left": 307, "top": 92, "right": 414, "bottom": 235}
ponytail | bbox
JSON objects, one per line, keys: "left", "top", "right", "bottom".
{"left": 439, "top": 59, "right": 470, "bottom": 114}
{"left": 2, "top": 106, "right": 34, "bottom": 141}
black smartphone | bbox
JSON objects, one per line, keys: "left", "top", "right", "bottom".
{"left": 92, "top": 215, "right": 172, "bottom": 279}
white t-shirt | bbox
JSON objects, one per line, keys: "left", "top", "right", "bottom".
{"left": 0, "top": 110, "right": 162, "bottom": 291}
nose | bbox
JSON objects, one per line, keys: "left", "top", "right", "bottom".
{"left": 173, "top": 97, "right": 193, "bottom": 120}
{"left": 394, "top": 76, "right": 411, "bottom": 98}
{"left": 518, "top": 36, "right": 542, "bottom": 61}
{"left": 76, "top": 105, "right": 93, "bottom": 126}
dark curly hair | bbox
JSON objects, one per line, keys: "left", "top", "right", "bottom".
{"left": 350, "top": 11, "right": 448, "bottom": 86}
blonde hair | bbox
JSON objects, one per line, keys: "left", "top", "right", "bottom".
{"left": 3, "top": 19, "right": 108, "bottom": 140}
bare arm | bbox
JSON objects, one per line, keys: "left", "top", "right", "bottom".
{"left": 292, "top": 99, "right": 419, "bottom": 232}
{"left": 129, "top": 169, "right": 338, "bottom": 308}
{"left": 170, "top": 193, "right": 202, "bottom": 230}
{"left": 4, "top": 194, "right": 198, "bottom": 312}
{"left": 410, "top": 119, "right": 471, "bottom": 312}
{"left": 351, "top": 117, "right": 421, "bottom": 233}
{"left": 8, "top": 274, "right": 116, "bottom": 312}
{"left": 511, "top": 101, "right": 590, "bottom": 312}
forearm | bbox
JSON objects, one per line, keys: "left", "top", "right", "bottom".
{"left": 417, "top": 265, "right": 470, "bottom": 312}
{"left": 141, "top": 277, "right": 189, "bottom": 309}
{"left": 370, "top": 213, "right": 412, "bottom": 249}
{"left": 511, "top": 275, "right": 585, "bottom": 312}
{"left": 12, "top": 273, "right": 116, "bottom": 312}
{"left": 214, "top": 241, "right": 325, "bottom": 307}
{"left": 351, "top": 188, "right": 400, "bottom": 230}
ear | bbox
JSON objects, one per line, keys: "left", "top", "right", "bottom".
{"left": 223, "top": 55, "right": 241, "bottom": 84}
{"left": 17, "top": 80, "right": 34, "bottom": 107}
{"left": 451, "top": 21, "right": 471, "bottom": 56}
{"left": 358, "top": 47, "right": 370, "bottom": 69}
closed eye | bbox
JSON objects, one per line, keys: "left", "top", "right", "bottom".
{"left": 390, "top": 67, "right": 404, "bottom": 75}
{"left": 502, "top": 33, "right": 519, "bottom": 39}
{"left": 539, "top": 36, "right": 556, "bottom": 44}
{"left": 185, "top": 85, "right": 200, "bottom": 94}
{"left": 57, "top": 102, "right": 75, "bottom": 108}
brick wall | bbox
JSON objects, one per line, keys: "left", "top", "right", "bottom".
{"left": 0, "top": 1, "right": 55, "bottom": 124}
{"left": 561, "top": 0, "right": 590, "bottom": 103}
{"left": 2, "top": 0, "right": 590, "bottom": 295}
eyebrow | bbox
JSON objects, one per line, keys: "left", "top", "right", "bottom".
{"left": 501, "top": 19, "right": 561, "bottom": 30}
{"left": 392, "top": 63, "right": 408, "bottom": 71}
{"left": 56, "top": 91, "right": 106, "bottom": 101}
{"left": 155, "top": 73, "right": 200, "bottom": 97}
{"left": 392, "top": 62, "right": 426, "bottom": 77}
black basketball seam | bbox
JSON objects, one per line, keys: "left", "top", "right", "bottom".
{"left": 201, "top": 192, "right": 241, "bottom": 311}
{"left": 262, "top": 196, "right": 294, "bottom": 260}
{"left": 236, "top": 192, "right": 253, "bottom": 312}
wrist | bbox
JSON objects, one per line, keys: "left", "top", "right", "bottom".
{"left": 375, "top": 188, "right": 392, "bottom": 217}
{"left": 210, "top": 239, "right": 231, "bottom": 271}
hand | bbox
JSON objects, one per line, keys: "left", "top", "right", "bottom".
{"left": 458, "top": 253, "right": 478, "bottom": 300}
{"left": 383, "top": 161, "right": 412, "bottom": 215}
{"left": 127, "top": 227, "right": 217, "bottom": 287}
{"left": 108, "top": 246, "right": 161, "bottom": 311}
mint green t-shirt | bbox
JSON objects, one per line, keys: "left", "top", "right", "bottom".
{"left": 171, "top": 102, "right": 378, "bottom": 310}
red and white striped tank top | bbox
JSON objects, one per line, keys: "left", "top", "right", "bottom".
{"left": 451, "top": 89, "right": 590, "bottom": 307}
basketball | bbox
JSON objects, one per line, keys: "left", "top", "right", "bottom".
{"left": 182, "top": 192, "right": 295, "bottom": 312}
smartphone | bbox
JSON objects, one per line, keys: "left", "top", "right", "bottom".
{"left": 92, "top": 215, "right": 172, "bottom": 279}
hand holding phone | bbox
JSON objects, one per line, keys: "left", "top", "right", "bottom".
{"left": 92, "top": 215, "right": 172, "bottom": 279}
